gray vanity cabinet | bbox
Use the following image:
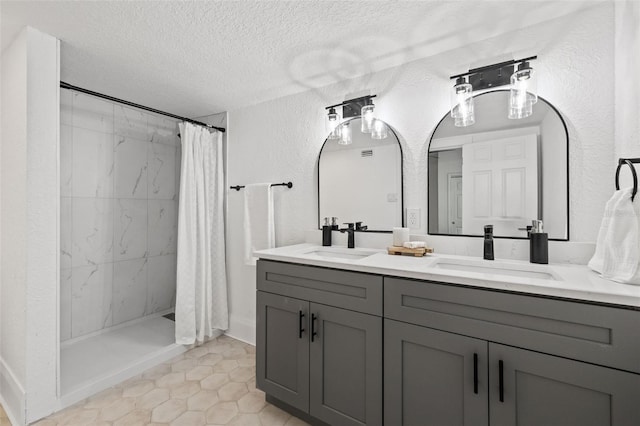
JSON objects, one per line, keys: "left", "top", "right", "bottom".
{"left": 384, "top": 276, "right": 640, "bottom": 426}
{"left": 309, "top": 303, "right": 382, "bottom": 426}
{"left": 489, "top": 343, "right": 640, "bottom": 426}
{"left": 385, "top": 318, "right": 640, "bottom": 426}
{"left": 257, "top": 260, "right": 640, "bottom": 425}
{"left": 256, "top": 260, "right": 383, "bottom": 426}
{"left": 384, "top": 319, "right": 488, "bottom": 426}
{"left": 256, "top": 291, "right": 309, "bottom": 412}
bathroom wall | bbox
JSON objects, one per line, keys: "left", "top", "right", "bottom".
{"left": 614, "top": 0, "right": 640, "bottom": 167}
{"left": 60, "top": 89, "right": 180, "bottom": 341}
{"left": 1, "top": 26, "right": 59, "bottom": 425}
{"left": 1, "top": 28, "right": 28, "bottom": 422}
{"left": 225, "top": 4, "right": 617, "bottom": 343}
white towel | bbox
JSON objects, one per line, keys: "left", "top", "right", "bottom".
{"left": 588, "top": 188, "right": 640, "bottom": 284}
{"left": 403, "top": 241, "right": 426, "bottom": 249}
{"left": 243, "top": 183, "right": 275, "bottom": 266}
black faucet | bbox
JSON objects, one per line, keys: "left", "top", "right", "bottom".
{"left": 340, "top": 223, "right": 357, "bottom": 248}
{"left": 340, "top": 223, "right": 356, "bottom": 248}
{"left": 483, "top": 225, "right": 494, "bottom": 260}
{"left": 340, "top": 222, "right": 368, "bottom": 248}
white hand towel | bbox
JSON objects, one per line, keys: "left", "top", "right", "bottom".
{"left": 588, "top": 188, "right": 640, "bottom": 284}
{"left": 243, "top": 183, "right": 275, "bottom": 266}
{"left": 403, "top": 241, "right": 426, "bottom": 249}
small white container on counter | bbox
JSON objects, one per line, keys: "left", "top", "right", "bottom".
{"left": 392, "top": 227, "right": 410, "bottom": 247}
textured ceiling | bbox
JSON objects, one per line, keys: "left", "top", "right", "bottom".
{"left": 1, "top": 1, "right": 599, "bottom": 118}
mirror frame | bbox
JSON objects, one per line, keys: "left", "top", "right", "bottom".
{"left": 427, "top": 89, "right": 570, "bottom": 241}
{"left": 317, "top": 117, "right": 405, "bottom": 233}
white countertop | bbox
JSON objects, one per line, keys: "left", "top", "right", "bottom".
{"left": 256, "top": 244, "right": 640, "bottom": 309}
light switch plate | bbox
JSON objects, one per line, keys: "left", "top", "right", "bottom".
{"left": 407, "top": 208, "right": 420, "bottom": 229}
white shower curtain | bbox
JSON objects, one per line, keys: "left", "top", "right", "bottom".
{"left": 175, "top": 122, "right": 228, "bottom": 345}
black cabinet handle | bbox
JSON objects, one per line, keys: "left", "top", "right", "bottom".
{"left": 499, "top": 360, "right": 504, "bottom": 402}
{"left": 473, "top": 353, "right": 478, "bottom": 394}
{"left": 298, "top": 311, "right": 305, "bottom": 339}
{"left": 311, "top": 313, "right": 318, "bottom": 342}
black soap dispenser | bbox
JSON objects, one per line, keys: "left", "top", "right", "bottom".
{"left": 484, "top": 225, "right": 494, "bottom": 260}
{"left": 322, "top": 217, "right": 332, "bottom": 247}
{"left": 530, "top": 220, "right": 548, "bottom": 264}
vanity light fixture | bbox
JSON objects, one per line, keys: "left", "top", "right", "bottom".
{"left": 324, "top": 94, "right": 378, "bottom": 139}
{"left": 450, "top": 55, "right": 538, "bottom": 123}
{"left": 450, "top": 76, "right": 475, "bottom": 127}
{"left": 326, "top": 107, "right": 341, "bottom": 140}
{"left": 361, "top": 98, "right": 375, "bottom": 133}
{"left": 508, "top": 61, "right": 538, "bottom": 119}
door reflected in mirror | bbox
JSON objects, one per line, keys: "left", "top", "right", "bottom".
{"left": 428, "top": 90, "right": 568, "bottom": 240}
{"left": 318, "top": 118, "right": 403, "bottom": 232}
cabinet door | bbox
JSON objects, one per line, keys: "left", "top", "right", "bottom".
{"left": 489, "top": 343, "right": 640, "bottom": 426}
{"left": 256, "top": 291, "right": 309, "bottom": 412}
{"left": 384, "top": 319, "right": 488, "bottom": 426}
{"left": 309, "top": 303, "right": 382, "bottom": 426}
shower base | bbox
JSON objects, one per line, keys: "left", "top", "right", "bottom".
{"left": 59, "top": 315, "right": 185, "bottom": 408}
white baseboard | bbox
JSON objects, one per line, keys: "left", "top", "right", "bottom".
{"left": 224, "top": 314, "right": 255, "bottom": 346}
{"left": 0, "top": 357, "right": 26, "bottom": 426}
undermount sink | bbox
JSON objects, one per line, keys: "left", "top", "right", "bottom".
{"left": 304, "top": 247, "right": 376, "bottom": 261}
{"left": 433, "top": 258, "right": 560, "bottom": 281}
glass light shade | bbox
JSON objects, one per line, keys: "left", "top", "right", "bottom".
{"left": 338, "top": 122, "right": 352, "bottom": 145}
{"left": 326, "top": 108, "right": 341, "bottom": 139}
{"left": 450, "top": 78, "right": 475, "bottom": 127}
{"left": 454, "top": 115, "right": 476, "bottom": 127}
{"left": 326, "top": 107, "right": 340, "bottom": 130}
{"left": 508, "top": 101, "right": 534, "bottom": 119}
{"left": 361, "top": 101, "right": 375, "bottom": 133}
{"left": 508, "top": 63, "right": 537, "bottom": 119}
{"left": 328, "top": 128, "right": 341, "bottom": 140}
{"left": 371, "top": 119, "right": 389, "bottom": 140}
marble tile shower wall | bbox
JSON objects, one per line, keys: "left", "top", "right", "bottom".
{"left": 60, "top": 89, "right": 182, "bottom": 342}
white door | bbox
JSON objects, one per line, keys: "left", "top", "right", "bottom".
{"left": 461, "top": 135, "right": 539, "bottom": 236}
{"left": 447, "top": 174, "right": 463, "bottom": 234}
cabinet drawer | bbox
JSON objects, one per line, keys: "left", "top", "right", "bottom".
{"left": 258, "top": 260, "right": 383, "bottom": 315}
{"left": 384, "top": 277, "right": 640, "bottom": 373}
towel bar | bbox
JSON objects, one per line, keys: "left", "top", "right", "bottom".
{"left": 230, "top": 182, "right": 293, "bottom": 191}
{"left": 616, "top": 158, "right": 639, "bottom": 201}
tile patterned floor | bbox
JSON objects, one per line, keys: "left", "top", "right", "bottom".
{"left": 0, "top": 403, "right": 10, "bottom": 426}
{"left": 36, "top": 335, "right": 308, "bottom": 426}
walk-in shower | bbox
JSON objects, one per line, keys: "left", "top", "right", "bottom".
{"left": 59, "top": 86, "right": 186, "bottom": 405}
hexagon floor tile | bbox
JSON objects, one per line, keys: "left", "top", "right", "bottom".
{"left": 35, "top": 335, "right": 309, "bottom": 425}
{"left": 0, "top": 404, "right": 11, "bottom": 426}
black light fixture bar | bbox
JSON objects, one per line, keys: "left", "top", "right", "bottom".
{"left": 325, "top": 94, "right": 377, "bottom": 110}
{"left": 325, "top": 94, "right": 377, "bottom": 119}
{"left": 60, "top": 81, "right": 226, "bottom": 133}
{"left": 449, "top": 56, "right": 538, "bottom": 80}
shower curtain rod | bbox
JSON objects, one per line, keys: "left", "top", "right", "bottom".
{"left": 60, "top": 81, "right": 226, "bottom": 133}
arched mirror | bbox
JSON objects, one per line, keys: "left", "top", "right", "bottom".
{"left": 428, "top": 90, "right": 569, "bottom": 240}
{"left": 318, "top": 117, "right": 403, "bottom": 232}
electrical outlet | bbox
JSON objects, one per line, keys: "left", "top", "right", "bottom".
{"left": 407, "top": 208, "right": 420, "bottom": 230}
